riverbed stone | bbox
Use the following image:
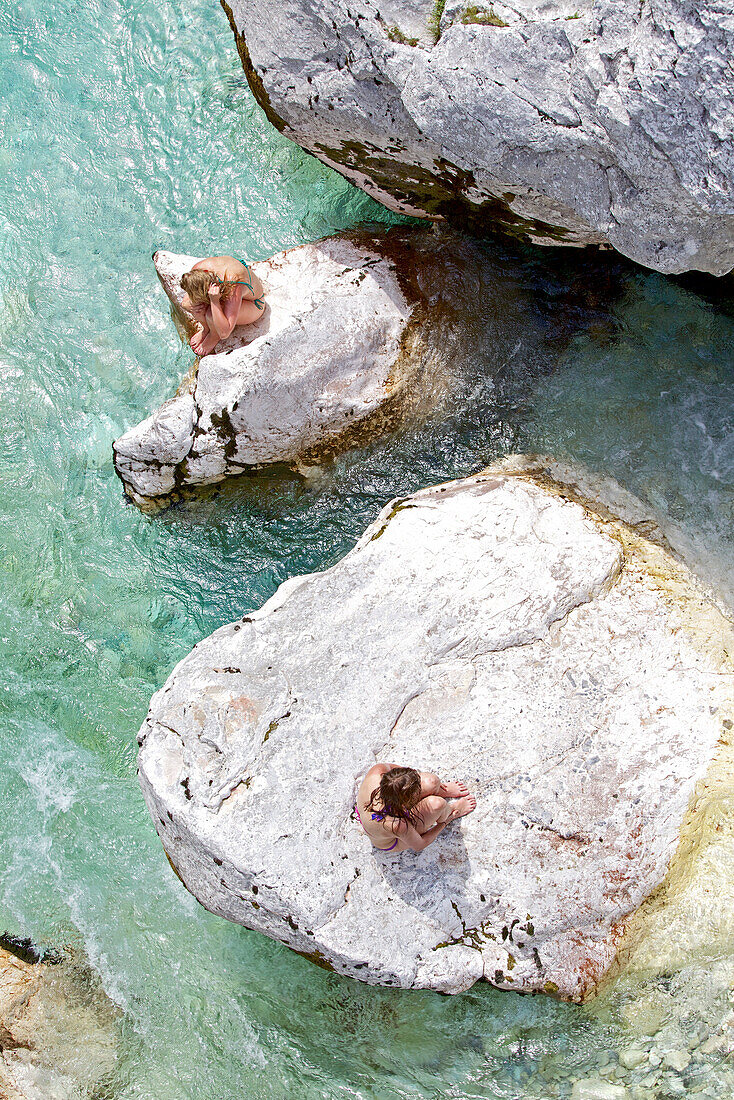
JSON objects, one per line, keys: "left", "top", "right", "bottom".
{"left": 618, "top": 1048, "right": 647, "bottom": 1071}
{"left": 113, "top": 228, "right": 475, "bottom": 509}
{"left": 222, "top": 0, "right": 734, "bottom": 274}
{"left": 0, "top": 939, "right": 120, "bottom": 1100}
{"left": 571, "top": 1081, "right": 629, "bottom": 1100}
{"left": 137, "top": 456, "right": 734, "bottom": 997}
{"left": 663, "top": 1050, "right": 691, "bottom": 1073}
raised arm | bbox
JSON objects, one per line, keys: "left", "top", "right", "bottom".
{"left": 207, "top": 283, "right": 243, "bottom": 340}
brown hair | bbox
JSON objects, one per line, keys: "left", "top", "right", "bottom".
{"left": 180, "top": 269, "right": 237, "bottom": 307}
{"left": 367, "top": 766, "right": 423, "bottom": 831}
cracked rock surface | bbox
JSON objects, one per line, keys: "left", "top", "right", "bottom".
{"left": 223, "top": 0, "right": 734, "bottom": 274}
{"left": 137, "top": 462, "right": 733, "bottom": 998}
{"left": 113, "top": 229, "right": 473, "bottom": 509}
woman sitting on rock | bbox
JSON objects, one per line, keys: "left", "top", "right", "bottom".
{"left": 355, "top": 764, "right": 476, "bottom": 853}
{"left": 180, "top": 256, "right": 265, "bottom": 357}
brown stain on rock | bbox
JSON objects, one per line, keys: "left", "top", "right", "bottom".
{"left": 218, "top": 9, "right": 606, "bottom": 249}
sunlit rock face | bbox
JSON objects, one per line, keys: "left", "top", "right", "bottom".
{"left": 137, "top": 459, "right": 733, "bottom": 998}
{"left": 222, "top": 0, "right": 734, "bottom": 274}
{"left": 113, "top": 229, "right": 481, "bottom": 509}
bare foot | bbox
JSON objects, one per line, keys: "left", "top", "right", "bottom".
{"left": 198, "top": 332, "right": 220, "bottom": 355}
{"left": 190, "top": 325, "right": 219, "bottom": 357}
{"left": 448, "top": 795, "right": 476, "bottom": 820}
{"left": 190, "top": 324, "right": 206, "bottom": 354}
{"left": 439, "top": 780, "right": 469, "bottom": 798}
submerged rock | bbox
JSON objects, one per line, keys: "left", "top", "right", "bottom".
{"left": 113, "top": 228, "right": 477, "bottom": 509}
{"left": 137, "top": 457, "right": 733, "bottom": 998}
{"left": 222, "top": 0, "right": 734, "bottom": 274}
{"left": 0, "top": 937, "right": 120, "bottom": 1099}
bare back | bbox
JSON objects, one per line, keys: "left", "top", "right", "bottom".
{"left": 190, "top": 255, "right": 263, "bottom": 301}
{"left": 356, "top": 764, "right": 406, "bottom": 850}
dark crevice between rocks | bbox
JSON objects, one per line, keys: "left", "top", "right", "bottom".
{"left": 208, "top": 407, "right": 238, "bottom": 462}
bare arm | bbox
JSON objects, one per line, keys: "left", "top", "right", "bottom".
{"left": 396, "top": 818, "right": 448, "bottom": 853}
{"left": 207, "top": 284, "right": 242, "bottom": 340}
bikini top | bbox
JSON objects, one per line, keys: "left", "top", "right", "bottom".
{"left": 214, "top": 260, "right": 264, "bottom": 309}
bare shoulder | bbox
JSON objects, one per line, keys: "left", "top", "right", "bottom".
{"left": 191, "top": 256, "right": 229, "bottom": 275}
{"left": 361, "top": 763, "right": 385, "bottom": 787}
{"left": 357, "top": 763, "right": 384, "bottom": 802}
{"left": 371, "top": 762, "right": 394, "bottom": 782}
{"left": 226, "top": 257, "right": 251, "bottom": 281}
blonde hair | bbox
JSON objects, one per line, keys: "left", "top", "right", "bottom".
{"left": 180, "top": 270, "right": 237, "bottom": 308}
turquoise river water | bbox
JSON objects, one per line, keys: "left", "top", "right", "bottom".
{"left": 1, "top": 0, "right": 734, "bottom": 1097}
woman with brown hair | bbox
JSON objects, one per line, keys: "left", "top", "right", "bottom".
{"left": 355, "top": 764, "right": 476, "bottom": 853}
{"left": 180, "top": 255, "right": 265, "bottom": 357}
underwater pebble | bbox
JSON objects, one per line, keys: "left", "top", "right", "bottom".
{"left": 638, "top": 1072, "right": 660, "bottom": 1088}
{"left": 618, "top": 1048, "right": 647, "bottom": 1071}
{"left": 663, "top": 1074, "right": 686, "bottom": 1095}
{"left": 621, "top": 995, "right": 670, "bottom": 1036}
{"left": 662, "top": 1049, "right": 691, "bottom": 1073}
{"left": 570, "top": 1079, "right": 628, "bottom": 1100}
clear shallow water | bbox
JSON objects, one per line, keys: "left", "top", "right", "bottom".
{"left": 1, "top": 0, "right": 734, "bottom": 1097}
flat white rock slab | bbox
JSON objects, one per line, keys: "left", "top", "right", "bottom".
{"left": 113, "top": 232, "right": 451, "bottom": 508}
{"left": 137, "top": 464, "right": 731, "bottom": 997}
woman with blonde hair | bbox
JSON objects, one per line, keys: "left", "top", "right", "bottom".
{"left": 180, "top": 255, "right": 265, "bottom": 356}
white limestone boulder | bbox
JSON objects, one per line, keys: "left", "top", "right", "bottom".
{"left": 136, "top": 458, "right": 733, "bottom": 998}
{"left": 222, "top": 0, "right": 734, "bottom": 274}
{"left": 113, "top": 229, "right": 470, "bottom": 509}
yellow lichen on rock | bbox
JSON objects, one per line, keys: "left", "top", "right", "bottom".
{"left": 486, "top": 454, "right": 734, "bottom": 990}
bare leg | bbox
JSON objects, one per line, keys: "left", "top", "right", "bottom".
{"left": 413, "top": 795, "right": 451, "bottom": 834}
{"left": 235, "top": 300, "right": 265, "bottom": 327}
